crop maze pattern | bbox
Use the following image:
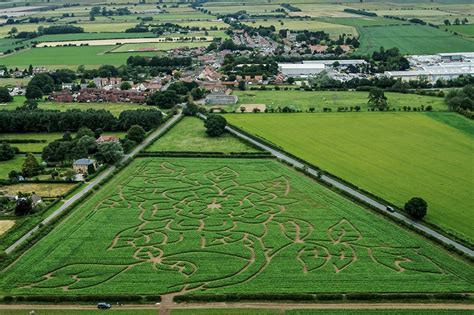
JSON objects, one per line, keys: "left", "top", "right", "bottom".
{"left": 24, "top": 161, "right": 449, "bottom": 293}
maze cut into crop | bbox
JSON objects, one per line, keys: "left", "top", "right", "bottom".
{"left": 1, "top": 158, "right": 472, "bottom": 296}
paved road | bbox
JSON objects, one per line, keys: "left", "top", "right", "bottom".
{"left": 5, "top": 113, "right": 183, "bottom": 255}
{"left": 223, "top": 124, "right": 474, "bottom": 257}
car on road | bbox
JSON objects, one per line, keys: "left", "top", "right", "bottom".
{"left": 386, "top": 206, "right": 395, "bottom": 212}
{"left": 97, "top": 303, "right": 111, "bottom": 310}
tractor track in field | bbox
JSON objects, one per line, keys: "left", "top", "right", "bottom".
{"left": 0, "top": 302, "right": 473, "bottom": 311}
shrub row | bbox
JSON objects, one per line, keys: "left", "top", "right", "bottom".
{"left": 138, "top": 151, "right": 273, "bottom": 159}
{"left": 174, "top": 292, "right": 469, "bottom": 303}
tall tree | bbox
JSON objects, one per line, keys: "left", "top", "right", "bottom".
{"left": 22, "top": 153, "right": 41, "bottom": 177}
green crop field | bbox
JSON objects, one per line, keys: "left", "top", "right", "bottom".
{"left": 357, "top": 25, "right": 474, "bottom": 55}
{"left": 225, "top": 113, "right": 474, "bottom": 243}
{"left": 233, "top": 90, "right": 447, "bottom": 111}
{"left": 174, "top": 310, "right": 473, "bottom": 315}
{"left": 0, "top": 157, "right": 472, "bottom": 296}
{"left": 146, "top": 117, "right": 258, "bottom": 153}
{"left": 446, "top": 25, "right": 474, "bottom": 38}
{"left": 0, "top": 46, "right": 158, "bottom": 69}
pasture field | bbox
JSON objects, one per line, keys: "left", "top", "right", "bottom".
{"left": 0, "top": 155, "right": 27, "bottom": 179}
{"left": 242, "top": 19, "right": 356, "bottom": 37}
{"left": 111, "top": 41, "right": 210, "bottom": 53}
{"left": 0, "top": 46, "right": 158, "bottom": 69}
{"left": 0, "top": 131, "right": 126, "bottom": 153}
{"left": 0, "top": 157, "right": 472, "bottom": 296}
{"left": 446, "top": 25, "right": 474, "bottom": 38}
{"left": 357, "top": 25, "right": 474, "bottom": 55}
{"left": 175, "top": 310, "right": 474, "bottom": 315}
{"left": 0, "top": 77, "right": 30, "bottom": 87}
{"left": 202, "top": 3, "right": 284, "bottom": 14}
{"left": 233, "top": 90, "right": 447, "bottom": 111}
{"left": 146, "top": 117, "right": 258, "bottom": 153}
{"left": 225, "top": 113, "right": 474, "bottom": 243}
{"left": 0, "top": 183, "right": 76, "bottom": 198}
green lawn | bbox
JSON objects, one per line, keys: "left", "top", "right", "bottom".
{"left": 233, "top": 90, "right": 447, "bottom": 111}
{"left": 147, "top": 117, "right": 258, "bottom": 153}
{"left": 0, "top": 46, "right": 158, "bottom": 69}
{"left": 225, "top": 113, "right": 474, "bottom": 243}
{"left": 357, "top": 24, "right": 474, "bottom": 54}
{"left": 0, "top": 157, "right": 472, "bottom": 296}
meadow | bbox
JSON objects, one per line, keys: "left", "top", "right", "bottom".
{"left": 356, "top": 25, "right": 474, "bottom": 55}
{"left": 0, "top": 157, "right": 472, "bottom": 296}
{"left": 233, "top": 90, "right": 447, "bottom": 111}
{"left": 0, "top": 46, "right": 158, "bottom": 69}
{"left": 146, "top": 117, "right": 258, "bottom": 153}
{"left": 225, "top": 112, "right": 474, "bottom": 243}
{"left": 242, "top": 19, "right": 356, "bottom": 37}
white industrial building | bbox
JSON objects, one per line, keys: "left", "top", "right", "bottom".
{"left": 279, "top": 59, "right": 366, "bottom": 78}
{"left": 385, "top": 64, "right": 474, "bottom": 83}
{"left": 278, "top": 63, "right": 325, "bottom": 77}
{"left": 302, "top": 59, "right": 367, "bottom": 66}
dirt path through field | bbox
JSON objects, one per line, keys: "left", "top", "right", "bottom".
{"left": 0, "top": 303, "right": 473, "bottom": 312}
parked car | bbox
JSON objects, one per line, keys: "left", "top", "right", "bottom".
{"left": 97, "top": 303, "right": 111, "bottom": 310}
{"left": 386, "top": 206, "right": 394, "bottom": 213}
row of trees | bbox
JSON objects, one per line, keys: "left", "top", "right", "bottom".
{"left": 0, "top": 109, "right": 162, "bottom": 133}
{"left": 445, "top": 85, "right": 473, "bottom": 111}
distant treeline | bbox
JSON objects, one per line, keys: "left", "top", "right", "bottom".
{"left": 0, "top": 109, "right": 162, "bottom": 133}
{"left": 344, "top": 8, "right": 377, "bottom": 17}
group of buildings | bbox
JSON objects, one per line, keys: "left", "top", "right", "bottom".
{"left": 384, "top": 52, "right": 474, "bottom": 83}
{"left": 276, "top": 52, "right": 474, "bottom": 84}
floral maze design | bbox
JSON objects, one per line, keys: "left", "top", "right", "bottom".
{"left": 19, "top": 160, "right": 468, "bottom": 294}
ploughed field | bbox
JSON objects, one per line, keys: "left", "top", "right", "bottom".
{"left": 0, "top": 157, "right": 472, "bottom": 296}
{"left": 225, "top": 113, "right": 474, "bottom": 244}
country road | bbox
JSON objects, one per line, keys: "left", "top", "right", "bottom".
{"left": 5, "top": 113, "right": 182, "bottom": 255}
{"left": 222, "top": 123, "right": 474, "bottom": 257}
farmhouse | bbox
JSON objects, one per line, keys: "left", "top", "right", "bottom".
{"left": 92, "top": 77, "right": 122, "bottom": 89}
{"left": 205, "top": 92, "right": 238, "bottom": 105}
{"left": 96, "top": 135, "right": 120, "bottom": 144}
{"left": 73, "top": 158, "right": 97, "bottom": 174}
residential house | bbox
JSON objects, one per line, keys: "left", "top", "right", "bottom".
{"left": 73, "top": 158, "right": 97, "bottom": 174}
{"left": 96, "top": 135, "right": 120, "bottom": 144}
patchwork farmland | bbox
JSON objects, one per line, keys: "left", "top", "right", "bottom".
{"left": 0, "top": 158, "right": 472, "bottom": 296}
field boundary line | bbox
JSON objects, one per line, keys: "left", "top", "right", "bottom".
{"left": 196, "top": 113, "right": 474, "bottom": 257}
